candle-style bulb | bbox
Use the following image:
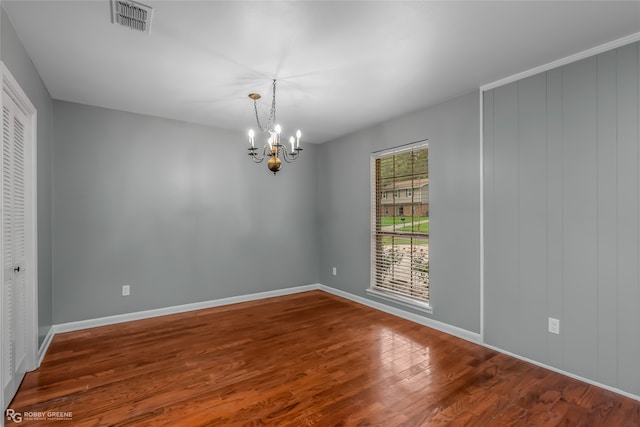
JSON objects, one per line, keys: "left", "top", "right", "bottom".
{"left": 290, "top": 136, "right": 295, "bottom": 153}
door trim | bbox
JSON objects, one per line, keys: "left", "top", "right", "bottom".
{"left": 1, "top": 61, "right": 39, "bottom": 412}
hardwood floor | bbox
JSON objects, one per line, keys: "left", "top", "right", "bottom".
{"left": 6, "top": 290, "right": 640, "bottom": 426}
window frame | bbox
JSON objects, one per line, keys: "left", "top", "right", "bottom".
{"left": 368, "top": 140, "right": 431, "bottom": 313}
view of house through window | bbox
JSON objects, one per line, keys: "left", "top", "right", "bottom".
{"left": 371, "top": 144, "right": 429, "bottom": 304}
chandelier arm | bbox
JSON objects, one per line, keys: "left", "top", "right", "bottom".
{"left": 280, "top": 147, "right": 298, "bottom": 163}
{"left": 248, "top": 145, "right": 269, "bottom": 163}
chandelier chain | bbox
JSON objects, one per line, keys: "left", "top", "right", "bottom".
{"left": 253, "top": 100, "right": 265, "bottom": 132}
{"left": 253, "top": 79, "right": 279, "bottom": 133}
{"left": 269, "top": 79, "right": 277, "bottom": 127}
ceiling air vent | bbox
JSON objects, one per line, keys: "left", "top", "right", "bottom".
{"left": 111, "top": 0, "right": 153, "bottom": 34}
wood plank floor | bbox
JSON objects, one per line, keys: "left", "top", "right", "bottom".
{"left": 6, "top": 290, "right": 640, "bottom": 426}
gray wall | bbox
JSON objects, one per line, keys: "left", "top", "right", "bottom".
{"left": 52, "top": 101, "right": 318, "bottom": 323}
{"left": 317, "top": 90, "right": 481, "bottom": 334}
{"left": 483, "top": 42, "right": 640, "bottom": 395}
{"left": 1, "top": 8, "right": 53, "bottom": 346}
{"left": 6, "top": 0, "right": 637, "bottom": 398}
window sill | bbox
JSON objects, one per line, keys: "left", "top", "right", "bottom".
{"left": 366, "top": 288, "right": 433, "bottom": 314}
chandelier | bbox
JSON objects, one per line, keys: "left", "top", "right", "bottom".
{"left": 247, "top": 79, "right": 302, "bottom": 175}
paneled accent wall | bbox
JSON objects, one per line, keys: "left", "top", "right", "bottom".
{"left": 483, "top": 42, "right": 640, "bottom": 395}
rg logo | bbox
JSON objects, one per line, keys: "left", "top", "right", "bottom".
{"left": 5, "top": 409, "right": 22, "bottom": 423}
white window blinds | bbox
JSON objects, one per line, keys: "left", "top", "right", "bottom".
{"left": 371, "top": 142, "right": 429, "bottom": 304}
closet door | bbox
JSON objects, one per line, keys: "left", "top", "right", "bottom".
{"left": 2, "top": 94, "right": 29, "bottom": 403}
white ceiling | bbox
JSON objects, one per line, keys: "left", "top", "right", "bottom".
{"left": 3, "top": 1, "right": 639, "bottom": 144}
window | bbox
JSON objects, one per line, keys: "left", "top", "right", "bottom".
{"left": 394, "top": 190, "right": 400, "bottom": 198}
{"left": 406, "top": 188, "right": 412, "bottom": 197}
{"left": 382, "top": 191, "right": 387, "bottom": 199}
{"left": 370, "top": 142, "right": 429, "bottom": 308}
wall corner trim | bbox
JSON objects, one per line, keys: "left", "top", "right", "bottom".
{"left": 481, "top": 32, "right": 640, "bottom": 91}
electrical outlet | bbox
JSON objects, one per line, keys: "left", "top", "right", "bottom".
{"left": 548, "top": 317, "right": 560, "bottom": 334}
{"left": 332, "top": 267, "right": 337, "bottom": 276}
{"left": 122, "top": 285, "right": 130, "bottom": 296}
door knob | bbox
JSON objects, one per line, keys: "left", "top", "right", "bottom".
{"left": 13, "top": 266, "right": 20, "bottom": 272}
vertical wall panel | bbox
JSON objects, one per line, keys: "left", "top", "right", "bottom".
{"left": 484, "top": 41, "right": 640, "bottom": 395}
{"left": 595, "top": 49, "right": 619, "bottom": 386}
{"left": 616, "top": 43, "right": 640, "bottom": 394}
{"left": 517, "top": 73, "right": 548, "bottom": 363}
{"left": 546, "top": 69, "right": 563, "bottom": 368}
{"left": 485, "top": 83, "right": 520, "bottom": 351}
{"left": 561, "top": 57, "right": 598, "bottom": 379}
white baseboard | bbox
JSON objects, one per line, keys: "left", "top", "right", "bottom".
{"left": 318, "top": 284, "right": 482, "bottom": 344}
{"left": 37, "top": 284, "right": 321, "bottom": 367}
{"left": 53, "top": 284, "right": 321, "bottom": 334}
{"left": 480, "top": 342, "right": 640, "bottom": 402}
{"left": 38, "top": 282, "right": 639, "bottom": 402}
{"left": 37, "top": 327, "right": 55, "bottom": 367}
{"left": 321, "top": 285, "right": 639, "bottom": 402}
